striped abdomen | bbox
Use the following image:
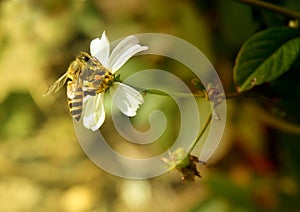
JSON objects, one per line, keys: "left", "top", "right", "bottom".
{"left": 67, "top": 87, "right": 83, "bottom": 121}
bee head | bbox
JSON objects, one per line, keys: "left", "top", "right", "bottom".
{"left": 78, "top": 52, "right": 91, "bottom": 62}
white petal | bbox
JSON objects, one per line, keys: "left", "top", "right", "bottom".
{"left": 109, "top": 35, "right": 148, "bottom": 73}
{"left": 83, "top": 93, "right": 105, "bottom": 131}
{"left": 110, "top": 82, "right": 144, "bottom": 117}
{"left": 110, "top": 35, "right": 138, "bottom": 65}
{"left": 90, "top": 31, "right": 110, "bottom": 67}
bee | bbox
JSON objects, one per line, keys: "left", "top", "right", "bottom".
{"left": 44, "top": 52, "right": 115, "bottom": 121}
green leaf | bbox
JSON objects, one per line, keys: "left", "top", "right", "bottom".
{"left": 234, "top": 27, "right": 300, "bottom": 92}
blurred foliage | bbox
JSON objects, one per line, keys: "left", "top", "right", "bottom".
{"left": 0, "top": 0, "right": 300, "bottom": 211}
{"left": 234, "top": 27, "right": 300, "bottom": 91}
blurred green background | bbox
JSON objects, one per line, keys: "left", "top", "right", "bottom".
{"left": 0, "top": 0, "right": 300, "bottom": 211}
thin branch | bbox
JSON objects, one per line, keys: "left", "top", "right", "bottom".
{"left": 235, "top": 0, "right": 300, "bottom": 19}
{"left": 225, "top": 92, "right": 243, "bottom": 99}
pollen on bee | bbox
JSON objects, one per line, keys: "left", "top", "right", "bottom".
{"left": 94, "top": 75, "right": 103, "bottom": 81}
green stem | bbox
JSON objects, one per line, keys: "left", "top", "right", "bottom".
{"left": 189, "top": 112, "right": 212, "bottom": 152}
{"left": 225, "top": 92, "right": 243, "bottom": 99}
{"left": 141, "top": 86, "right": 272, "bottom": 102}
{"left": 142, "top": 89, "right": 207, "bottom": 98}
{"left": 141, "top": 87, "right": 213, "bottom": 157}
{"left": 235, "top": 0, "right": 300, "bottom": 19}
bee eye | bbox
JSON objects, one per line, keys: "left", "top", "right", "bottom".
{"left": 82, "top": 56, "right": 89, "bottom": 62}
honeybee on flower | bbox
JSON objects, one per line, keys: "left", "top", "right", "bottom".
{"left": 45, "top": 31, "right": 148, "bottom": 131}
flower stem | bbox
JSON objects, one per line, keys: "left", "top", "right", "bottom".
{"left": 141, "top": 87, "right": 213, "bottom": 155}
{"left": 140, "top": 87, "right": 264, "bottom": 101}
{"left": 189, "top": 112, "right": 212, "bottom": 153}
{"left": 235, "top": 0, "right": 300, "bottom": 19}
{"left": 142, "top": 89, "right": 207, "bottom": 98}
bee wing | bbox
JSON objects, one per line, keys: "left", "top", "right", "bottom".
{"left": 44, "top": 72, "right": 68, "bottom": 96}
{"left": 110, "top": 82, "right": 144, "bottom": 117}
{"left": 82, "top": 93, "right": 105, "bottom": 131}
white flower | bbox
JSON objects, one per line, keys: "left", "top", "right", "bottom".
{"left": 83, "top": 31, "right": 148, "bottom": 131}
